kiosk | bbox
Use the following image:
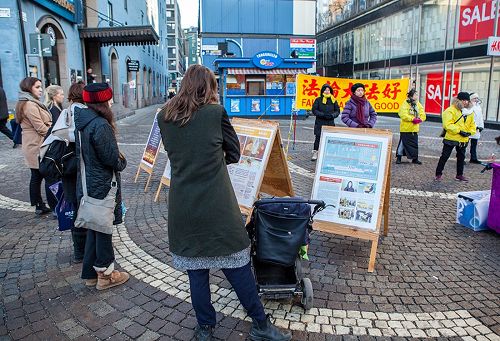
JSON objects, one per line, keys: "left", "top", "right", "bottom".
{"left": 214, "top": 51, "right": 314, "bottom": 117}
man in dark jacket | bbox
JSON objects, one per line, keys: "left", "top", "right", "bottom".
{"left": 0, "top": 86, "right": 13, "bottom": 141}
{"left": 311, "top": 83, "right": 340, "bottom": 160}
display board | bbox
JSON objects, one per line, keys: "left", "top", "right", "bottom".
{"left": 134, "top": 114, "right": 162, "bottom": 192}
{"left": 311, "top": 126, "right": 392, "bottom": 272}
{"left": 153, "top": 118, "right": 294, "bottom": 213}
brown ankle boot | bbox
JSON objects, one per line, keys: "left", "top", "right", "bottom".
{"left": 96, "top": 270, "right": 129, "bottom": 290}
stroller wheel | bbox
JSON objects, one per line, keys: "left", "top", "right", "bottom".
{"left": 295, "top": 257, "right": 303, "bottom": 280}
{"left": 301, "top": 278, "right": 314, "bottom": 310}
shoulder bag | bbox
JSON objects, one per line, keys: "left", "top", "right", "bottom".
{"left": 74, "top": 132, "right": 117, "bottom": 234}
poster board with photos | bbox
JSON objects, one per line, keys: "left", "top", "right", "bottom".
{"left": 134, "top": 115, "right": 162, "bottom": 192}
{"left": 229, "top": 118, "right": 294, "bottom": 215}
{"left": 311, "top": 126, "right": 392, "bottom": 272}
{"left": 154, "top": 158, "right": 171, "bottom": 202}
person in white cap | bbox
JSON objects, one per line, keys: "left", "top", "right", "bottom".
{"left": 468, "top": 93, "right": 484, "bottom": 164}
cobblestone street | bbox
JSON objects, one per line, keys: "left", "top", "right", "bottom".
{"left": 0, "top": 108, "right": 499, "bottom": 341}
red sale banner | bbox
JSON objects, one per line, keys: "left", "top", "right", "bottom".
{"left": 425, "top": 72, "right": 461, "bottom": 115}
{"left": 459, "top": 0, "right": 500, "bottom": 43}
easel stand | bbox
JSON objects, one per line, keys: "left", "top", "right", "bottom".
{"left": 135, "top": 162, "right": 156, "bottom": 192}
{"left": 312, "top": 127, "right": 392, "bottom": 272}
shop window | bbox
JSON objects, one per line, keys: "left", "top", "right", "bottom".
{"left": 226, "top": 75, "right": 245, "bottom": 95}
{"left": 246, "top": 76, "right": 265, "bottom": 96}
{"left": 285, "top": 75, "right": 296, "bottom": 96}
{"left": 266, "top": 75, "right": 285, "bottom": 95}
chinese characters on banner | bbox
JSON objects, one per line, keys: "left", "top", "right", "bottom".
{"left": 311, "top": 132, "right": 389, "bottom": 231}
{"left": 425, "top": 72, "right": 460, "bottom": 115}
{"left": 295, "top": 74, "right": 409, "bottom": 113}
{"left": 459, "top": 0, "right": 500, "bottom": 43}
{"left": 141, "top": 117, "right": 162, "bottom": 169}
{"left": 227, "top": 125, "right": 274, "bottom": 208}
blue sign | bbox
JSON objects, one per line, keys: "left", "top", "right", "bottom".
{"left": 252, "top": 51, "right": 283, "bottom": 70}
{"left": 31, "top": 0, "right": 79, "bottom": 23}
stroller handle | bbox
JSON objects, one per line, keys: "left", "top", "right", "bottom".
{"left": 253, "top": 198, "right": 326, "bottom": 208}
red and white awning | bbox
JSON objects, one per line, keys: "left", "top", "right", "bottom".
{"left": 227, "top": 68, "right": 307, "bottom": 75}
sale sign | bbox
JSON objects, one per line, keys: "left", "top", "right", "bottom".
{"left": 425, "top": 72, "right": 461, "bottom": 115}
{"left": 295, "top": 74, "right": 409, "bottom": 113}
{"left": 459, "top": 0, "right": 500, "bottom": 43}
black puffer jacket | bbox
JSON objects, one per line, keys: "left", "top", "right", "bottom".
{"left": 74, "top": 107, "right": 126, "bottom": 225}
{"left": 312, "top": 84, "right": 340, "bottom": 136}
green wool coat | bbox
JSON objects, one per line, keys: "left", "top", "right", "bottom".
{"left": 158, "top": 104, "right": 250, "bottom": 258}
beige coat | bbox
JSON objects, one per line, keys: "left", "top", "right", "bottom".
{"left": 20, "top": 101, "right": 52, "bottom": 169}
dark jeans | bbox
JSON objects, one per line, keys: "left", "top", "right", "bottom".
{"left": 187, "top": 262, "right": 266, "bottom": 326}
{"left": 71, "top": 227, "right": 87, "bottom": 261}
{"left": 81, "top": 229, "right": 115, "bottom": 279}
{"left": 469, "top": 138, "right": 478, "bottom": 161}
{"left": 313, "top": 134, "right": 321, "bottom": 151}
{"left": 29, "top": 169, "right": 52, "bottom": 206}
{"left": 435, "top": 143, "right": 467, "bottom": 176}
{"left": 0, "top": 119, "right": 13, "bottom": 140}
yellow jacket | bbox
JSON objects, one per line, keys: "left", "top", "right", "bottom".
{"left": 398, "top": 100, "right": 426, "bottom": 133}
{"left": 442, "top": 105, "right": 476, "bottom": 143}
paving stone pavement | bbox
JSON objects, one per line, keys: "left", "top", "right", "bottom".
{"left": 0, "top": 108, "right": 499, "bottom": 340}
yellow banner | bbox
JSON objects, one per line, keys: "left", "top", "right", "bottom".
{"left": 295, "top": 74, "right": 409, "bottom": 113}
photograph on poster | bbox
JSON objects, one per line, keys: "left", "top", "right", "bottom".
{"left": 359, "top": 182, "right": 376, "bottom": 194}
{"left": 339, "top": 197, "right": 356, "bottom": 208}
{"left": 338, "top": 208, "right": 355, "bottom": 220}
{"left": 342, "top": 180, "right": 357, "bottom": 192}
{"left": 242, "top": 137, "right": 267, "bottom": 160}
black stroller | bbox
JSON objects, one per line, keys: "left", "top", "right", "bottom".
{"left": 246, "top": 197, "right": 326, "bottom": 310}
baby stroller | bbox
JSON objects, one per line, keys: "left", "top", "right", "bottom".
{"left": 246, "top": 197, "right": 326, "bottom": 310}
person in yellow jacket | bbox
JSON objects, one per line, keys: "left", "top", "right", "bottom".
{"left": 396, "top": 89, "right": 426, "bottom": 164}
{"left": 435, "top": 92, "right": 476, "bottom": 182}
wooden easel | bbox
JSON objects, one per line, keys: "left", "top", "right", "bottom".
{"left": 312, "top": 126, "right": 392, "bottom": 272}
{"left": 231, "top": 118, "right": 294, "bottom": 217}
{"left": 154, "top": 161, "right": 171, "bottom": 202}
{"left": 134, "top": 115, "right": 162, "bottom": 192}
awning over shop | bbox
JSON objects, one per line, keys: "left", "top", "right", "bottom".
{"left": 79, "top": 25, "right": 159, "bottom": 46}
{"left": 227, "top": 68, "right": 307, "bottom": 75}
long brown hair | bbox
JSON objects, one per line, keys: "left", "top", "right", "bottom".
{"left": 162, "top": 65, "right": 218, "bottom": 126}
{"left": 67, "top": 83, "right": 85, "bottom": 104}
{"left": 15, "top": 77, "right": 42, "bottom": 123}
{"left": 86, "top": 102, "right": 117, "bottom": 135}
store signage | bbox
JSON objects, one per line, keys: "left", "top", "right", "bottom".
{"left": 0, "top": 8, "right": 11, "bottom": 18}
{"left": 487, "top": 36, "right": 500, "bottom": 56}
{"left": 29, "top": 33, "right": 52, "bottom": 57}
{"left": 252, "top": 51, "right": 283, "bottom": 69}
{"left": 290, "top": 38, "right": 316, "bottom": 58}
{"left": 425, "top": 72, "right": 460, "bottom": 115}
{"left": 458, "top": 0, "right": 500, "bottom": 43}
{"left": 202, "top": 45, "right": 220, "bottom": 56}
{"left": 31, "top": 0, "right": 77, "bottom": 23}
{"left": 127, "top": 60, "right": 140, "bottom": 72}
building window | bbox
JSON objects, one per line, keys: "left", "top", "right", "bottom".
{"left": 246, "top": 76, "right": 266, "bottom": 96}
{"left": 124, "top": 0, "right": 127, "bottom": 12}
{"left": 141, "top": 11, "right": 144, "bottom": 25}
{"left": 107, "top": 1, "right": 113, "bottom": 26}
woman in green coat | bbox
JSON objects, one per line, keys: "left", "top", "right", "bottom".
{"left": 157, "top": 65, "right": 291, "bottom": 341}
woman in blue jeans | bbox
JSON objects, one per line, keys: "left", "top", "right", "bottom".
{"left": 157, "top": 65, "right": 291, "bottom": 341}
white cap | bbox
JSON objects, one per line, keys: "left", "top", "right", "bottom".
{"left": 470, "top": 93, "right": 479, "bottom": 100}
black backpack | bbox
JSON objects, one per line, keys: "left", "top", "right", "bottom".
{"left": 39, "top": 140, "right": 77, "bottom": 184}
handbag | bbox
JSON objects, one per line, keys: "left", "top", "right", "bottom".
{"left": 440, "top": 114, "right": 463, "bottom": 138}
{"left": 10, "top": 120, "right": 22, "bottom": 145}
{"left": 74, "top": 132, "right": 117, "bottom": 234}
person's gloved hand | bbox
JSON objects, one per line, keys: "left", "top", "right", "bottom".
{"left": 459, "top": 131, "right": 471, "bottom": 137}
{"left": 412, "top": 117, "right": 422, "bottom": 124}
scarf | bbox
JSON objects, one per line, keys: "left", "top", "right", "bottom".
{"left": 18, "top": 91, "right": 48, "bottom": 111}
{"left": 351, "top": 95, "right": 367, "bottom": 125}
{"left": 322, "top": 94, "right": 333, "bottom": 105}
{"left": 407, "top": 99, "right": 419, "bottom": 118}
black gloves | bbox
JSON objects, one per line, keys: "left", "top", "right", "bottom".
{"left": 459, "top": 131, "right": 471, "bottom": 137}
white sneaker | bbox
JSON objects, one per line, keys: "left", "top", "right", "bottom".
{"left": 311, "top": 150, "right": 318, "bottom": 161}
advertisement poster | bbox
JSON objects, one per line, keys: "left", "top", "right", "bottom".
{"left": 295, "top": 74, "right": 409, "bottom": 113}
{"left": 270, "top": 99, "right": 280, "bottom": 112}
{"left": 458, "top": 0, "right": 500, "bottom": 43}
{"left": 425, "top": 72, "right": 460, "bottom": 115}
{"left": 311, "top": 132, "right": 389, "bottom": 231}
{"left": 228, "top": 125, "right": 274, "bottom": 208}
{"left": 141, "top": 117, "right": 162, "bottom": 169}
{"left": 290, "top": 38, "right": 316, "bottom": 58}
{"left": 162, "top": 157, "right": 171, "bottom": 181}
{"left": 251, "top": 99, "right": 261, "bottom": 112}
{"left": 230, "top": 99, "right": 240, "bottom": 113}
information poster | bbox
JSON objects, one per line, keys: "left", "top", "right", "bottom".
{"left": 228, "top": 124, "right": 274, "bottom": 208}
{"left": 141, "top": 118, "right": 162, "bottom": 169}
{"left": 251, "top": 99, "right": 261, "bottom": 112}
{"left": 311, "top": 132, "right": 389, "bottom": 231}
{"left": 270, "top": 99, "right": 280, "bottom": 112}
{"left": 230, "top": 99, "right": 240, "bottom": 113}
{"left": 162, "top": 158, "right": 171, "bottom": 181}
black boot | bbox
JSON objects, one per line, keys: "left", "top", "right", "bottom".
{"left": 396, "top": 156, "right": 402, "bottom": 164}
{"left": 35, "top": 203, "right": 51, "bottom": 215}
{"left": 250, "top": 315, "right": 291, "bottom": 341}
{"left": 195, "top": 325, "right": 213, "bottom": 341}
{"left": 412, "top": 159, "right": 422, "bottom": 165}
{"left": 71, "top": 228, "right": 87, "bottom": 262}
